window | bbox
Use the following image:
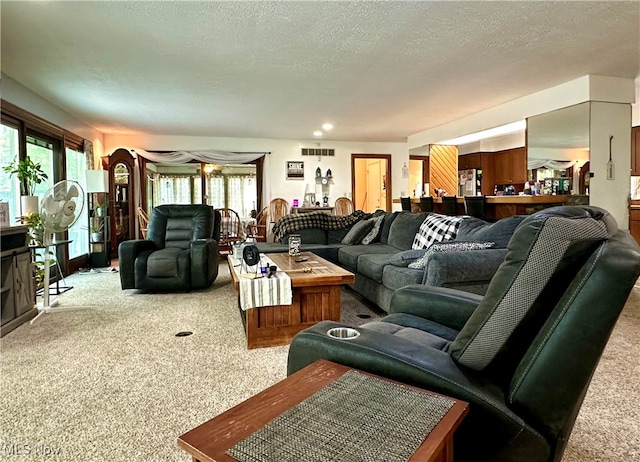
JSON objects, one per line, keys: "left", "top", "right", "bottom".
{"left": 0, "top": 124, "right": 20, "bottom": 224}
{"left": 65, "top": 147, "right": 89, "bottom": 259}
{"left": 205, "top": 165, "right": 257, "bottom": 217}
{"left": 26, "top": 135, "right": 55, "bottom": 198}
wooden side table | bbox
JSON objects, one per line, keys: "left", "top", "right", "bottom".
{"left": 178, "top": 360, "right": 468, "bottom": 462}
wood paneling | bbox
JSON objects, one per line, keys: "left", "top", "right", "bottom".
{"left": 429, "top": 145, "right": 458, "bottom": 197}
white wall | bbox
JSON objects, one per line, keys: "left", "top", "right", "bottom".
{"left": 589, "top": 102, "right": 632, "bottom": 228}
{"left": 105, "top": 134, "right": 408, "bottom": 211}
{"left": 457, "top": 132, "right": 525, "bottom": 155}
{"left": 408, "top": 75, "right": 635, "bottom": 149}
{"left": 1, "top": 73, "right": 105, "bottom": 158}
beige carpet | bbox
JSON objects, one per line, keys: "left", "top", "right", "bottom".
{"left": 0, "top": 264, "right": 638, "bottom": 461}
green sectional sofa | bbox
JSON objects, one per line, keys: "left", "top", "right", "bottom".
{"left": 257, "top": 211, "right": 525, "bottom": 312}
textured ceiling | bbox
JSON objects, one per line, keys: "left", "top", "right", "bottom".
{"left": 1, "top": 1, "right": 638, "bottom": 142}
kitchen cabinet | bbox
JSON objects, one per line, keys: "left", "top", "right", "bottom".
{"left": 1, "top": 226, "right": 36, "bottom": 336}
{"left": 458, "top": 153, "right": 480, "bottom": 170}
{"left": 632, "top": 126, "right": 640, "bottom": 176}
{"left": 493, "top": 147, "right": 527, "bottom": 185}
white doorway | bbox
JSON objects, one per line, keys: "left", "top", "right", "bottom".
{"left": 352, "top": 154, "right": 391, "bottom": 213}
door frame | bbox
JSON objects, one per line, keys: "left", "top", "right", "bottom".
{"left": 351, "top": 153, "right": 392, "bottom": 212}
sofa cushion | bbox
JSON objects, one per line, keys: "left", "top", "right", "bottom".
{"left": 361, "top": 321, "right": 450, "bottom": 350}
{"left": 338, "top": 244, "right": 398, "bottom": 272}
{"left": 358, "top": 253, "right": 397, "bottom": 283}
{"left": 388, "top": 249, "right": 430, "bottom": 267}
{"left": 146, "top": 247, "right": 185, "bottom": 277}
{"left": 361, "top": 215, "right": 385, "bottom": 245}
{"left": 412, "top": 213, "right": 464, "bottom": 250}
{"left": 382, "top": 264, "right": 424, "bottom": 291}
{"left": 408, "top": 241, "right": 495, "bottom": 269}
{"left": 387, "top": 212, "right": 430, "bottom": 250}
{"left": 341, "top": 219, "right": 376, "bottom": 244}
{"left": 456, "top": 215, "right": 526, "bottom": 249}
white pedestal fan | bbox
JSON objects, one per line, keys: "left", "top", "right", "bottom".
{"left": 30, "top": 180, "right": 89, "bottom": 324}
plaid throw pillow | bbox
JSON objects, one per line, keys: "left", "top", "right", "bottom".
{"left": 412, "top": 214, "right": 465, "bottom": 250}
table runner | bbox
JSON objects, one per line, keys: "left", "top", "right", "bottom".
{"left": 237, "top": 254, "right": 292, "bottom": 310}
{"left": 227, "top": 370, "right": 454, "bottom": 462}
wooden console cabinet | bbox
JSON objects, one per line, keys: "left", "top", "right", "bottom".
{"left": 1, "top": 226, "right": 36, "bottom": 336}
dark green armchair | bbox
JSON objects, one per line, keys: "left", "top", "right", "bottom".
{"left": 119, "top": 204, "right": 220, "bottom": 291}
{"left": 288, "top": 206, "right": 640, "bottom": 462}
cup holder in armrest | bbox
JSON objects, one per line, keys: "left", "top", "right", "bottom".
{"left": 327, "top": 327, "right": 361, "bottom": 340}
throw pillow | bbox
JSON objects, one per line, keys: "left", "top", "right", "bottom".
{"left": 361, "top": 215, "right": 385, "bottom": 245}
{"left": 412, "top": 213, "right": 465, "bottom": 250}
{"left": 388, "top": 249, "right": 430, "bottom": 267}
{"left": 456, "top": 215, "right": 526, "bottom": 248}
{"left": 408, "top": 241, "right": 495, "bottom": 270}
{"left": 341, "top": 219, "right": 376, "bottom": 245}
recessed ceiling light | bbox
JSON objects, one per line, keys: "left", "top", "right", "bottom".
{"left": 322, "top": 123, "right": 333, "bottom": 131}
{"left": 313, "top": 131, "right": 323, "bottom": 137}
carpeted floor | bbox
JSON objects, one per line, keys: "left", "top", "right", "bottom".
{"left": 0, "top": 263, "right": 638, "bottom": 461}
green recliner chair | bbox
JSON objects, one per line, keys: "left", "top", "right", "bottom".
{"left": 287, "top": 206, "right": 640, "bottom": 462}
{"left": 119, "top": 204, "right": 220, "bottom": 291}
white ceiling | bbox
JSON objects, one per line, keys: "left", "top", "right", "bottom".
{"left": 1, "top": 1, "right": 638, "bottom": 142}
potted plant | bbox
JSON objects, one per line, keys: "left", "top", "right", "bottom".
{"left": 21, "top": 212, "right": 45, "bottom": 246}
{"left": 3, "top": 156, "right": 48, "bottom": 215}
{"left": 90, "top": 218, "right": 104, "bottom": 243}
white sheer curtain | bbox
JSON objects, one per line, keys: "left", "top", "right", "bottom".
{"left": 159, "top": 175, "right": 192, "bottom": 204}
{"left": 228, "top": 175, "right": 257, "bottom": 217}
{"left": 206, "top": 176, "right": 225, "bottom": 208}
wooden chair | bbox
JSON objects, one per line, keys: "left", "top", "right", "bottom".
{"left": 214, "top": 208, "right": 242, "bottom": 255}
{"left": 269, "top": 198, "right": 290, "bottom": 241}
{"left": 334, "top": 197, "right": 354, "bottom": 216}
{"left": 137, "top": 207, "right": 150, "bottom": 239}
{"left": 246, "top": 206, "right": 268, "bottom": 242}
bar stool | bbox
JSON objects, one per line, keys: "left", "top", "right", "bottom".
{"left": 441, "top": 196, "right": 458, "bottom": 216}
{"left": 400, "top": 197, "right": 412, "bottom": 212}
{"left": 464, "top": 196, "right": 486, "bottom": 219}
{"left": 419, "top": 196, "right": 434, "bottom": 212}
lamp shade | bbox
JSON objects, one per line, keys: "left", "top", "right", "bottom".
{"left": 86, "top": 170, "right": 109, "bottom": 193}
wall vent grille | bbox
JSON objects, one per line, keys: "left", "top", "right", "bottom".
{"left": 301, "top": 148, "right": 335, "bottom": 157}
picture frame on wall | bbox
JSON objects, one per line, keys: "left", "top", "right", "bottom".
{"left": 286, "top": 161, "right": 304, "bottom": 180}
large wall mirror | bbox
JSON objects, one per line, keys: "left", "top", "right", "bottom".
{"left": 527, "top": 102, "right": 591, "bottom": 194}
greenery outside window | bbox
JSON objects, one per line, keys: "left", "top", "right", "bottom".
{"left": 0, "top": 124, "right": 20, "bottom": 224}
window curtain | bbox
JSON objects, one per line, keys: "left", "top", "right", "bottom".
{"left": 131, "top": 149, "right": 270, "bottom": 212}
{"left": 159, "top": 175, "right": 192, "bottom": 204}
{"left": 228, "top": 175, "right": 257, "bottom": 217}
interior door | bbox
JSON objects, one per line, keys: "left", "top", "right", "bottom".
{"left": 366, "top": 160, "right": 382, "bottom": 211}
{"left": 352, "top": 154, "right": 391, "bottom": 213}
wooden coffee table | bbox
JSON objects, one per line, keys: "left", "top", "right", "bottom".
{"left": 178, "top": 359, "right": 469, "bottom": 462}
{"left": 227, "top": 252, "right": 355, "bottom": 349}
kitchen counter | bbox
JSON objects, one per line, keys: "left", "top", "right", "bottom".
{"left": 394, "top": 195, "right": 588, "bottom": 219}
